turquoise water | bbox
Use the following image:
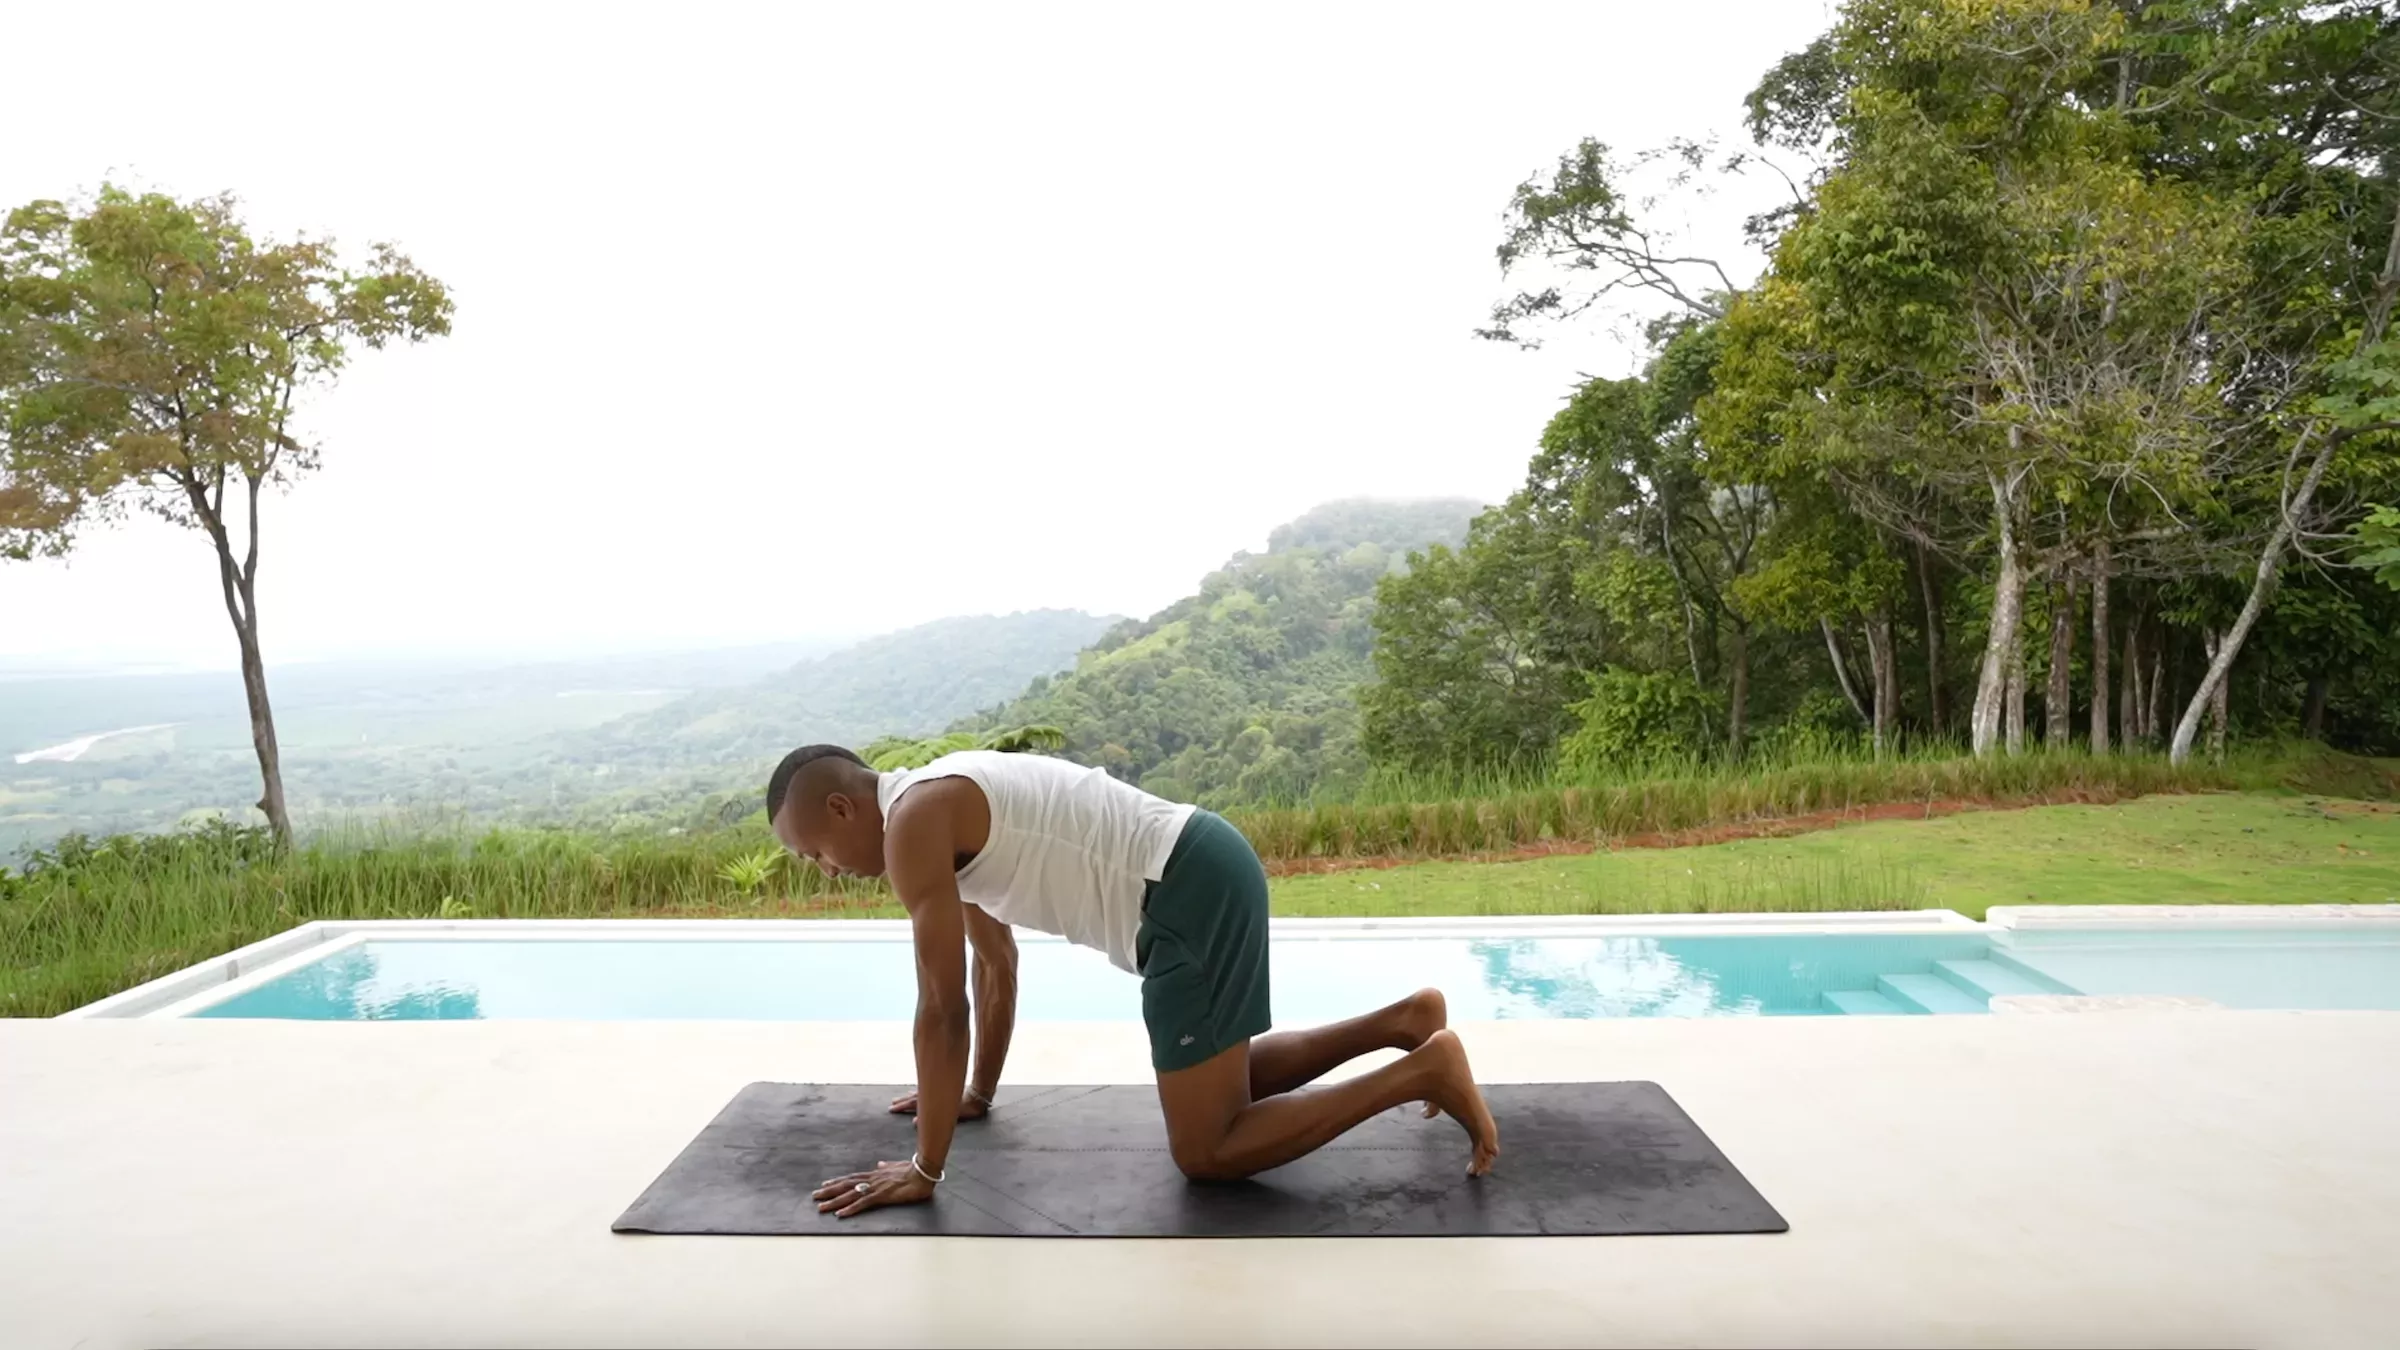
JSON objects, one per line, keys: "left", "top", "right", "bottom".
{"left": 185, "top": 927, "right": 2400, "bottom": 1021}
{"left": 1995, "top": 928, "right": 2400, "bottom": 1012}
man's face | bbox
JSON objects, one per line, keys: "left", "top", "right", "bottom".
{"left": 773, "top": 790, "right": 886, "bottom": 881}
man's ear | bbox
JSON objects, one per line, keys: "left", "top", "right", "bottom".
{"left": 825, "top": 791, "right": 855, "bottom": 822}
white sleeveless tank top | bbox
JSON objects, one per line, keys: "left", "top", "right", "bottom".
{"left": 877, "top": 750, "right": 1197, "bottom": 973}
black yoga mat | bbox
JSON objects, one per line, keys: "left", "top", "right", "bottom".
{"left": 612, "top": 1082, "right": 1786, "bottom": 1238}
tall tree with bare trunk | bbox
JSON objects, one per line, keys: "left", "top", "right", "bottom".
{"left": 0, "top": 189, "right": 452, "bottom": 845}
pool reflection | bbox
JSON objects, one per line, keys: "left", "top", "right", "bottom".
{"left": 1465, "top": 938, "right": 1763, "bottom": 1018}
{"left": 213, "top": 946, "right": 485, "bottom": 1020}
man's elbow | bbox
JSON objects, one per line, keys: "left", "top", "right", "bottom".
{"left": 918, "top": 986, "right": 972, "bottom": 1035}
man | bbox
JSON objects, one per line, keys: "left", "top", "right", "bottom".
{"left": 764, "top": 743, "right": 1500, "bottom": 1219}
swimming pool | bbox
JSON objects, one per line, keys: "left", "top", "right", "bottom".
{"left": 71, "top": 909, "right": 2400, "bottom": 1021}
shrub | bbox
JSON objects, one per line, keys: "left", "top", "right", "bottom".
{"left": 1559, "top": 668, "right": 1721, "bottom": 773}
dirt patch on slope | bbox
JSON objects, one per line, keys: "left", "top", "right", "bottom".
{"left": 2312, "top": 799, "right": 2399, "bottom": 819}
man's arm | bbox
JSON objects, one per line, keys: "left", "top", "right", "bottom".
{"left": 963, "top": 904, "right": 1019, "bottom": 1106}
{"left": 887, "top": 795, "right": 971, "bottom": 1178}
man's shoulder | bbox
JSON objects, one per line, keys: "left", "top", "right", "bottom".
{"left": 889, "top": 764, "right": 984, "bottom": 810}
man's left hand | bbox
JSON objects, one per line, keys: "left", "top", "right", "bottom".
{"left": 813, "top": 1159, "right": 937, "bottom": 1218}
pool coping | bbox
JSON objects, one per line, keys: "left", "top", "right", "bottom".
{"left": 1986, "top": 902, "right": 2400, "bottom": 930}
{"left": 61, "top": 903, "right": 2400, "bottom": 1020}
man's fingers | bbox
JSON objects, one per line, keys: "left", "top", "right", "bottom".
{"left": 889, "top": 1093, "right": 917, "bottom": 1114}
{"left": 820, "top": 1178, "right": 883, "bottom": 1211}
{"left": 813, "top": 1172, "right": 871, "bottom": 1198}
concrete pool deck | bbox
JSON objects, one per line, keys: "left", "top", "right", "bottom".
{"left": 4, "top": 1012, "right": 2398, "bottom": 1349}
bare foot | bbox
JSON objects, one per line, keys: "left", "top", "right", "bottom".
{"left": 1397, "top": 988, "right": 1451, "bottom": 1118}
{"left": 1417, "top": 1029, "right": 1500, "bottom": 1176}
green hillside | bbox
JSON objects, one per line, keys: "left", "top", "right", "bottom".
{"left": 954, "top": 499, "right": 1483, "bottom": 807}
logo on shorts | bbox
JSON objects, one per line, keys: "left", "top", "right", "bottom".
{"left": 1178, "top": 1034, "right": 1196, "bottom": 1046}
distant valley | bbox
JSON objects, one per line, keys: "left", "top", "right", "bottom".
{"left": 1, "top": 498, "right": 1482, "bottom": 857}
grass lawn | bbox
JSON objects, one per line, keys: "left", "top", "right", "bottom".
{"left": 1270, "top": 791, "right": 2400, "bottom": 921}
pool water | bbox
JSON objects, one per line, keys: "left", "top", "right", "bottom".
{"left": 186, "top": 927, "right": 2400, "bottom": 1021}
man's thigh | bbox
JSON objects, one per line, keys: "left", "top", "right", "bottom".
{"left": 1153, "top": 1037, "right": 1251, "bottom": 1161}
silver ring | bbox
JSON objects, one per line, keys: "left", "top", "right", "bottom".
{"left": 855, "top": 1182, "right": 870, "bottom": 1193}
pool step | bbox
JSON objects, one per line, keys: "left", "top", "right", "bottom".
{"left": 1876, "top": 973, "right": 1988, "bottom": 1015}
{"left": 1823, "top": 954, "right": 2070, "bottom": 1016}
{"left": 1982, "top": 948, "right": 2082, "bottom": 994}
{"left": 1933, "top": 958, "right": 2053, "bottom": 1001}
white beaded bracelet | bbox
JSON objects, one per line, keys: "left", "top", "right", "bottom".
{"left": 965, "top": 1085, "right": 993, "bottom": 1108}
{"left": 911, "top": 1152, "right": 945, "bottom": 1184}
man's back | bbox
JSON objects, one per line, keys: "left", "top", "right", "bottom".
{"left": 878, "top": 750, "right": 1194, "bottom": 971}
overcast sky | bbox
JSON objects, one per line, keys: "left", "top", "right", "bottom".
{"left": 2, "top": 0, "right": 1832, "bottom": 673}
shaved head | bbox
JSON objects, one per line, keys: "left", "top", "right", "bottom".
{"left": 766, "top": 744, "right": 887, "bottom": 880}
{"left": 766, "top": 744, "right": 872, "bottom": 821}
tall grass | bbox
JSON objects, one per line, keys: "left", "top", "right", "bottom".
{"left": 0, "top": 819, "right": 890, "bottom": 1018}
{"left": 1415, "top": 851, "right": 1934, "bottom": 918}
{"left": 1224, "top": 744, "right": 2254, "bottom": 864}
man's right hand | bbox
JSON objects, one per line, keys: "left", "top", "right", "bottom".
{"left": 889, "top": 1089, "right": 988, "bottom": 1121}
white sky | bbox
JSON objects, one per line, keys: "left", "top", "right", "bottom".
{"left": 1, "top": 0, "right": 1832, "bottom": 673}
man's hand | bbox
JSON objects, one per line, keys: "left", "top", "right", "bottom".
{"left": 889, "top": 1089, "right": 988, "bottom": 1121}
{"left": 813, "top": 1159, "right": 937, "bottom": 1218}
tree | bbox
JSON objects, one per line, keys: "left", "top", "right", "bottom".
{"left": 2071, "top": 0, "right": 2400, "bottom": 764}
{"left": 1478, "top": 138, "right": 1737, "bottom": 346}
{"left": 2359, "top": 505, "right": 2400, "bottom": 592}
{"left": 1536, "top": 322, "right": 1782, "bottom": 756}
{"left": 1392, "top": 0, "right": 2400, "bottom": 778}
{"left": 2170, "top": 222, "right": 2400, "bottom": 762}
{"left": 1359, "top": 503, "right": 1602, "bottom": 774}
{"left": 978, "top": 724, "right": 1068, "bottom": 754}
{"left": 1729, "top": 488, "right": 1909, "bottom": 755}
{"left": 0, "top": 189, "right": 452, "bottom": 844}
{"left": 1718, "top": 0, "right": 2304, "bottom": 759}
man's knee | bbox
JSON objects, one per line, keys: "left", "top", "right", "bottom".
{"left": 1170, "top": 1138, "right": 1243, "bottom": 1183}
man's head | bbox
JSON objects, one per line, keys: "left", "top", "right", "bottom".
{"left": 766, "top": 744, "right": 888, "bottom": 880}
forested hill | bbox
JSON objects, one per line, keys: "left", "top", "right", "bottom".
{"left": 1260, "top": 498, "right": 1491, "bottom": 556}
{"left": 953, "top": 498, "right": 1483, "bottom": 806}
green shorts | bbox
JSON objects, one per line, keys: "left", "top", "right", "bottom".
{"left": 1135, "top": 809, "right": 1273, "bottom": 1074}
